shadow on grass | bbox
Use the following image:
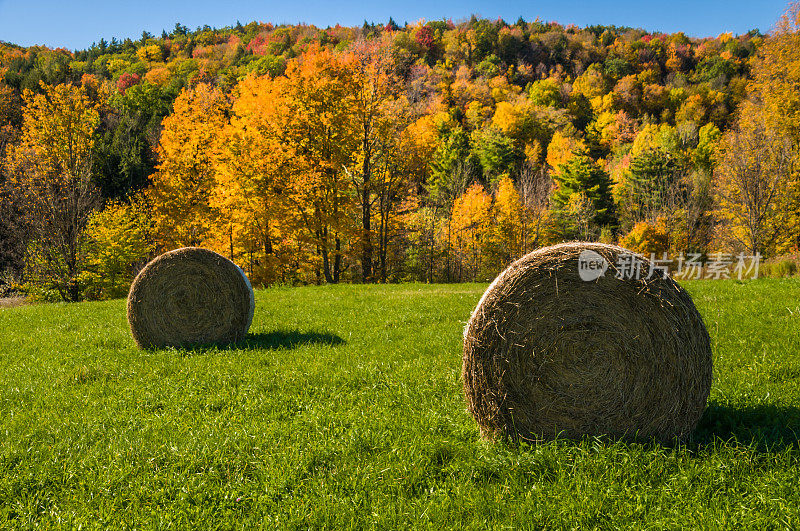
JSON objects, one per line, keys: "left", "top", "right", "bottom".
{"left": 692, "top": 402, "right": 800, "bottom": 451}
{"left": 239, "top": 330, "right": 345, "bottom": 350}
{"left": 180, "top": 330, "right": 345, "bottom": 354}
{"left": 493, "top": 403, "right": 800, "bottom": 453}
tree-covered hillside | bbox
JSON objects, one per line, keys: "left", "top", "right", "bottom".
{"left": 1, "top": 13, "right": 795, "bottom": 299}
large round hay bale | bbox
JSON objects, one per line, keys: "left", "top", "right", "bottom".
{"left": 463, "top": 242, "right": 712, "bottom": 444}
{"left": 127, "top": 247, "right": 255, "bottom": 349}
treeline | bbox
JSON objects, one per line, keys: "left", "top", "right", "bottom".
{"left": 0, "top": 11, "right": 797, "bottom": 300}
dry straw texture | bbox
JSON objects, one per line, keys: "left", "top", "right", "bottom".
{"left": 127, "top": 247, "right": 255, "bottom": 349}
{"left": 463, "top": 242, "right": 712, "bottom": 444}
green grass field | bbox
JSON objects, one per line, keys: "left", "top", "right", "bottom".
{"left": 1, "top": 280, "right": 800, "bottom": 528}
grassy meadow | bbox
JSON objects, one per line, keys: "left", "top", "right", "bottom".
{"left": 1, "top": 280, "right": 800, "bottom": 527}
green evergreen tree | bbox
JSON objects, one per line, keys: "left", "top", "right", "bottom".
{"left": 551, "top": 154, "right": 616, "bottom": 236}
{"left": 470, "top": 128, "right": 522, "bottom": 185}
{"left": 428, "top": 126, "right": 478, "bottom": 203}
{"left": 628, "top": 147, "right": 676, "bottom": 219}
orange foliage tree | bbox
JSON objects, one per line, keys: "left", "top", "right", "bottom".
{"left": 268, "top": 45, "right": 359, "bottom": 284}
{"left": 148, "top": 83, "right": 229, "bottom": 249}
{"left": 340, "top": 40, "right": 401, "bottom": 281}
{"left": 213, "top": 74, "right": 303, "bottom": 284}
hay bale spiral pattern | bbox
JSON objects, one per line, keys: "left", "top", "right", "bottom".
{"left": 463, "top": 242, "right": 712, "bottom": 443}
{"left": 127, "top": 247, "right": 255, "bottom": 349}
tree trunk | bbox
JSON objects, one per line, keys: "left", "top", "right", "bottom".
{"left": 428, "top": 209, "right": 435, "bottom": 283}
{"left": 321, "top": 249, "right": 333, "bottom": 283}
{"left": 446, "top": 215, "right": 452, "bottom": 282}
{"left": 333, "top": 236, "right": 341, "bottom": 283}
{"left": 264, "top": 219, "right": 273, "bottom": 255}
{"left": 320, "top": 228, "right": 334, "bottom": 283}
{"left": 379, "top": 205, "right": 389, "bottom": 283}
{"left": 361, "top": 138, "right": 373, "bottom": 282}
{"left": 314, "top": 244, "right": 322, "bottom": 285}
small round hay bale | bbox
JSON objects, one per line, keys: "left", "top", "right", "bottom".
{"left": 127, "top": 247, "right": 255, "bottom": 349}
{"left": 463, "top": 242, "right": 712, "bottom": 444}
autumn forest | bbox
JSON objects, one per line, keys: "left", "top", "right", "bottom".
{"left": 2, "top": 9, "right": 800, "bottom": 300}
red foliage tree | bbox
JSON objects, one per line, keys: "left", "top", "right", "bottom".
{"left": 415, "top": 26, "right": 434, "bottom": 49}
{"left": 116, "top": 72, "right": 140, "bottom": 93}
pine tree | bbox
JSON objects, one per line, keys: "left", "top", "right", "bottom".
{"left": 551, "top": 154, "right": 615, "bottom": 237}
{"left": 628, "top": 147, "right": 676, "bottom": 221}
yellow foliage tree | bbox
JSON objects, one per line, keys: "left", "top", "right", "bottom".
{"left": 451, "top": 182, "right": 492, "bottom": 281}
{"left": 4, "top": 83, "right": 100, "bottom": 301}
{"left": 621, "top": 219, "right": 670, "bottom": 257}
{"left": 714, "top": 107, "right": 794, "bottom": 255}
{"left": 715, "top": 5, "right": 800, "bottom": 254}
{"left": 212, "top": 74, "right": 300, "bottom": 284}
{"left": 340, "top": 40, "right": 405, "bottom": 282}
{"left": 137, "top": 44, "right": 164, "bottom": 63}
{"left": 272, "top": 45, "right": 359, "bottom": 283}
{"left": 546, "top": 131, "right": 586, "bottom": 173}
{"left": 370, "top": 111, "right": 436, "bottom": 282}
{"left": 144, "top": 67, "right": 171, "bottom": 86}
{"left": 148, "top": 83, "right": 229, "bottom": 249}
{"left": 491, "top": 175, "right": 527, "bottom": 267}
{"left": 80, "top": 199, "right": 154, "bottom": 300}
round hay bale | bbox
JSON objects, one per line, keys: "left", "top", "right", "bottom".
{"left": 127, "top": 247, "right": 255, "bottom": 349}
{"left": 462, "top": 242, "right": 712, "bottom": 444}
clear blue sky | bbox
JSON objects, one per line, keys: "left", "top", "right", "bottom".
{"left": 0, "top": 0, "right": 790, "bottom": 51}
